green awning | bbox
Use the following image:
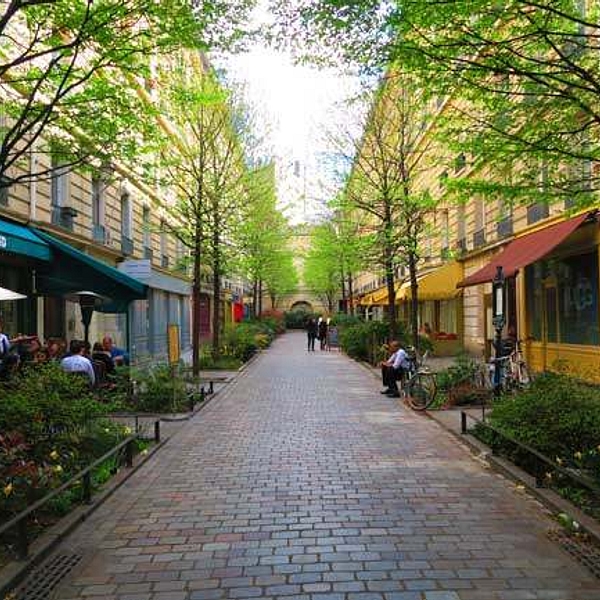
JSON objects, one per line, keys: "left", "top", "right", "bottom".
{"left": 33, "top": 229, "right": 147, "bottom": 313}
{"left": 0, "top": 218, "right": 50, "bottom": 261}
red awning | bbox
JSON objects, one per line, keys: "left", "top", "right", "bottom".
{"left": 458, "top": 212, "right": 594, "bottom": 288}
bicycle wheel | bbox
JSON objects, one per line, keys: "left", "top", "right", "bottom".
{"left": 407, "top": 372, "right": 437, "bottom": 410}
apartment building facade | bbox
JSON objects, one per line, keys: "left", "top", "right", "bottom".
{"left": 353, "top": 79, "right": 600, "bottom": 378}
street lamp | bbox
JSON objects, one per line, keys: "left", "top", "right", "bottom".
{"left": 65, "top": 291, "right": 106, "bottom": 346}
{"left": 492, "top": 266, "right": 506, "bottom": 396}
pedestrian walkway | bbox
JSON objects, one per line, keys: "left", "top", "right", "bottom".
{"left": 42, "top": 332, "right": 600, "bottom": 599}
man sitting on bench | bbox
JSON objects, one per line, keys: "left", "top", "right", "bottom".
{"left": 380, "top": 340, "right": 410, "bottom": 398}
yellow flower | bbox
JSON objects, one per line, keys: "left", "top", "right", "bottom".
{"left": 53, "top": 465, "right": 63, "bottom": 474}
{"left": 140, "top": 449, "right": 148, "bottom": 456}
{"left": 3, "top": 483, "right": 13, "bottom": 497}
{"left": 574, "top": 451, "right": 583, "bottom": 461}
{"left": 104, "top": 428, "right": 110, "bottom": 433}
{"left": 49, "top": 450, "right": 59, "bottom": 461}
{"left": 555, "top": 457, "right": 563, "bottom": 466}
{"left": 123, "top": 426, "right": 132, "bottom": 435}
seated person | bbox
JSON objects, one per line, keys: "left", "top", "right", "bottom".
{"left": 102, "top": 335, "right": 129, "bottom": 366}
{"left": 92, "top": 342, "right": 115, "bottom": 374}
{"left": 379, "top": 340, "right": 410, "bottom": 398}
{"left": 46, "top": 339, "right": 65, "bottom": 361}
{"left": 60, "top": 339, "right": 95, "bottom": 386}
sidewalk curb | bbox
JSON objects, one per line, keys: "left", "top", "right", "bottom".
{"left": 426, "top": 410, "right": 600, "bottom": 547}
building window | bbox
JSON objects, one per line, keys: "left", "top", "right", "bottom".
{"left": 143, "top": 206, "right": 151, "bottom": 249}
{"left": 526, "top": 251, "right": 599, "bottom": 346}
{"left": 92, "top": 177, "right": 104, "bottom": 226}
{"left": 121, "top": 191, "right": 132, "bottom": 239}
{"left": 51, "top": 157, "right": 69, "bottom": 207}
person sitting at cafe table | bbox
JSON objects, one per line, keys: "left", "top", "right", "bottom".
{"left": 61, "top": 339, "right": 95, "bottom": 385}
{"left": 92, "top": 342, "right": 115, "bottom": 374}
{"left": 102, "top": 335, "right": 129, "bottom": 366}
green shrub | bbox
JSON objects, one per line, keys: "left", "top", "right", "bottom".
{"left": 259, "top": 310, "right": 286, "bottom": 334}
{"left": 340, "top": 321, "right": 391, "bottom": 363}
{"left": 284, "top": 310, "right": 318, "bottom": 329}
{"left": 436, "top": 353, "right": 480, "bottom": 392}
{"left": 132, "top": 363, "right": 188, "bottom": 413}
{"left": 222, "top": 321, "right": 278, "bottom": 362}
{"left": 487, "top": 372, "right": 600, "bottom": 460}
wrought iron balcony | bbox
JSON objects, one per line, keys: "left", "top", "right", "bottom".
{"left": 527, "top": 202, "right": 549, "bottom": 225}
{"left": 473, "top": 228, "right": 486, "bottom": 249}
{"left": 51, "top": 206, "right": 77, "bottom": 230}
{"left": 121, "top": 235, "right": 134, "bottom": 256}
{"left": 143, "top": 246, "right": 153, "bottom": 261}
{"left": 496, "top": 216, "right": 513, "bottom": 238}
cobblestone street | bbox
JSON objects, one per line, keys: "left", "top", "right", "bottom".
{"left": 44, "top": 332, "right": 600, "bottom": 600}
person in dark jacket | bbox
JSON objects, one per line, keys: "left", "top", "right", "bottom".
{"left": 306, "top": 318, "right": 318, "bottom": 352}
{"left": 318, "top": 318, "right": 328, "bottom": 350}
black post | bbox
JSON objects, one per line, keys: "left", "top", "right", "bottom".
{"left": 154, "top": 420, "right": 161, "bottom": 444}
{"left": 125, "top": 439, "right": 134, "bottom": 467}
{"left": 83, "top": 471, "right": 92, "bottom": 504}
{"left": 492, "top": 266, "right": 506, "bottom": 397}
{"left": 209, "top": 381, "right": 214, "bottom": 395}
{"left": 461, "top": 411, "right": 467, "bottom": 434}
{"left": 17, "top": 519, "right": 28, "bottom": 560}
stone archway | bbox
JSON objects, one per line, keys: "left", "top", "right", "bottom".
{"left": 290, "top": 300, "right": 313, "bottom": 313}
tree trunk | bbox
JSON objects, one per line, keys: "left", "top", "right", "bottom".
{"left": 384, "top": 255, "right": 397, "bottom": 338}
{"left": 211, "top": 230, "right": 221, "bottom": 361}
{"left": 270, "top": 293, "right": 277, "bottom": 309}
{"left": 252, "top": 279, "right": 258, "bottom": 319}
{"left": 408, "top": 251, "right": 419, "bottom": 351}
{"left": 258, "top": 279, "right": 263, "bottom": 317}
{"left": 340, "top": 267, "right": 347, "bottom": 314}
{"left": 191, "top": 223, "right": 202, "bottom": 377}
{"left": 347, "top": 273, "right": 355, "bottom": 316}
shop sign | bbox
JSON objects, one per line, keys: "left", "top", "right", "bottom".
{"left": 0, "top": 235, "right": 7, "bottom": 249}
{"left": 564, "top": 277, "right": 594, "bottom": 312}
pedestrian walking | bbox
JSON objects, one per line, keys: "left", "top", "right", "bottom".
{"left": 318, "top": 317, "right": 328, "bottom": 350}
{"left": 306, "top": 317, "right": 318, "bottom": 352}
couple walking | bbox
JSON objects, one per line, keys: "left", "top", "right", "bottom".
{"left": 306, "top": 317, "right": 328, "bottom": 351}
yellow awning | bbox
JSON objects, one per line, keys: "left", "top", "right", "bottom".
{"left": 397, "top": 261, "right": 463, "bottom": 301}
{"left": 359, "top": 292, "right": 374, "bottom": 306}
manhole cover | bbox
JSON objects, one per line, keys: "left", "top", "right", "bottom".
{"left": 10, "top": 553, "right": 82, "bottom": 600}
{"left": 548, "top": 529, "right": 600, "bottom": 579}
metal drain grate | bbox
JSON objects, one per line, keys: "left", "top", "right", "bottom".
{"left": 11, "top": 553, "right": 82, "bottom": 600}
{"left": 548, "top": 529, "right": 600, "bottom": 579}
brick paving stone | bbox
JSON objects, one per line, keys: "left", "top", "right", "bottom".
{"left": 15, "top": 332, "right": 598, "bottom": 600}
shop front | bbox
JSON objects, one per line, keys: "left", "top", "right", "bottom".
{"left": 397, "top": 261, "right": 463, "bottom": 355}
{"left": 459, "top": 210, "right": 600, "bottom": 379}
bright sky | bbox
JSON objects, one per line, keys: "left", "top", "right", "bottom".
{"left": 215, "top": 25, "right": 366, "bottom": 224}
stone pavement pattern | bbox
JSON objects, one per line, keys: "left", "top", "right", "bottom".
{"left": 45, "top": 332, "right": 600, "bottom": 600}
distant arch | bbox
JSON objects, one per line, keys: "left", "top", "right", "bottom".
{"left": 290, "top": 300, "right": 313, "bottom": 313}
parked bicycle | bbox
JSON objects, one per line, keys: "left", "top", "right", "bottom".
{"left": 491, "top": 339, "right": 531, "bottom": 392}
{"left": 400, "top": 348, "right": 438, "bottom": 410}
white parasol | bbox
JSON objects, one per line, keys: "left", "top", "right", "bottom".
{"left": 0, "top": 286, "right": 26, "bottom": 301}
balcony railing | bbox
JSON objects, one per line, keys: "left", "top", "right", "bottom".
{"left": 92, "top": 223, "right": 106, "bottom": 243}
{"left": 454, "top": 237, "right": 467, "bottom": 254}
{"left": 161, "top": 255, "right": 169, "bottom": 268}
{"left": 121, "top": 235, "right": 134, "bottom": 256}
{"left": 473, "top": 228, "right": 486, "bottom": 249}
{"left": 496, "top": 216, "right": 513, "bottom": 238}
{"left": 51, "top": 206, "right": 77, "bottom": 231}
{"left": 143, "top": 246, "right": 153, "bottom": 261}
{"left": 527, "top": 202, "right": 549, "bottom": 225}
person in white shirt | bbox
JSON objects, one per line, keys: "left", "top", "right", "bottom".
{"left": 61, "top": 340, "right": 95, "bottom": 386}
{"left": 380, "top": 340, "right": 410, "bottom": 397}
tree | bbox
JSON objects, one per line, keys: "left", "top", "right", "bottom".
{"left": 303, "top": 222, "right": 341, "bottom": 314}
{"left": 271, "top": 0, "right": 600, "bottom": 206}
{"left": 157, "top": 64, "right": 246, "bottom": 373}
{"left": 338, "top": 76, "right": 438, "bottom": 346}
{"left": 0, "top": 0, "right": 254, "bottom": 190}
{"left": 264, "top": 247, "right": 298, "bottom": 310}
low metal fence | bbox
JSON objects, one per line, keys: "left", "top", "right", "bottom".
{"left": 0, "top": 421, "right": 160, "bottom": 561}
{"left": 461, "top": 411, "right": 600, "bottom": 497}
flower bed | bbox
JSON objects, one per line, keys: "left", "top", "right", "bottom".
{"left": 0, "top": 363, "right": 145, "bottom": 566}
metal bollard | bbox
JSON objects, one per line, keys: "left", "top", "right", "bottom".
{"left": 125, "top": 439, "right": 134, "bottom": 468}
{"left": 154, "top": 420, "right": 161, "bottom": 444}
{"left": 200, "top": 387, "right": 205, "bottom": 403}
{"left": 83, "top": 471, "right": 92, "bottom": 504}
{"left": 209, "top": 381, "right": 214, "bottom": 394}
{"left": 461, "top": 411, "right": 467, "bottom": 434}
{"left": 17, "top": 518, "right": 28, "bottom": 560}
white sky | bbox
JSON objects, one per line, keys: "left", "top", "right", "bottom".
{"left": 214, "top": 29, "right": 366, "bottom": 224}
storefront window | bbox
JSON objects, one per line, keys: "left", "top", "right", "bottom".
{"left": 439, "top": 299, "right": 458, "bottom": 334}
{"left": 558, "top": 251, "right": 598, "bottom": 345}
{"left": 526, "top": 251, "right": 599, "bottom": 346}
